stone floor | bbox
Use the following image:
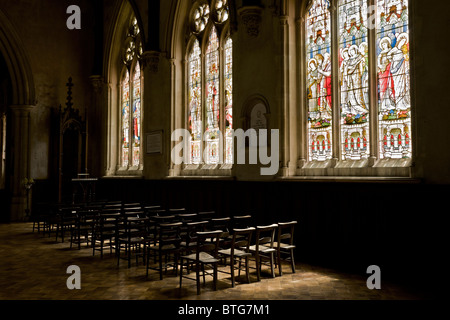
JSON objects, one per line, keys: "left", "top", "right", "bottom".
{"left": 0, "top": 223, "right": 430, "bottom": 302}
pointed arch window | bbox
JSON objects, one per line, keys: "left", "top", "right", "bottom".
{"left": 187, "top": 0, "right": 232, "bottom": 166}
{"left": 120, "top": 17, "right": 143, "bottom": 168}
{"left": 304, "top": 0, "right": 412, "bottom": 166}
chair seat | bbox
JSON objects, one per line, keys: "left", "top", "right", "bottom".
{"left": 218, "top": 248, "right": 252, "bottom": 258}
{"left": 183, "top": 251, "right": 219, "bottom": 264}
{"left": 98, "top": 231, "right": 115, "bottom": 237}
{"left": 272, "top": 242, "right": 296, "bottom": 250}
{"left": 180, "top": 241, "right": 197, "bottom": 248}
{"left": 148, "top": 243, "right": 177, "bottom": 251}
{"left": 119, "top": 237, "right": 144, "bottom": 244}
{"left": 249, "top": 245, "right": 276, "bottom": 253}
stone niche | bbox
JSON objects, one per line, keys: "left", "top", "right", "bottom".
{"left": 242, "top": 95, "right": 270, "bottom": 147}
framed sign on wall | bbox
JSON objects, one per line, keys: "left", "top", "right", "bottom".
{"left": 146, "top": 130, "right": 163, "bottom": 155}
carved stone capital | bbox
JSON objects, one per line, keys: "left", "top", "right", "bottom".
{"left": 9, "top": 104, "right": 35, "bottom": 117}
{"left": 141, "top": 50, "right": 161, "bottom": 73}
{"left": 238, "top": 6, "right": 263, "bottom": 38}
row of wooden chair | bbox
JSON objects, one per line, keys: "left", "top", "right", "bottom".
{"left": 146, "top": 219, "right": 297, "bottom": 295}
{"left": 31, "top": 201, "right": 297, "bottom": 295}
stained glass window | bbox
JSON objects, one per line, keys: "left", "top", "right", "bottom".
{"left": 205, "top": 27, "right": 220, "bottom": 164}
{"left": 306, "top": 0, "right": 332, "bottom": 162}
{"left": 186, "top": 1, "right": 231, "bottom": 167}
{"left": 122, "top": 71, "right": 130, "bottom": 167}
{"left": 188, "top": 39, "right": 202, "bottom": 164}
{"left": 225, "top": 36, "right": 233, "bottom": 164}
{"left": 132, "top": 63, "right": 141, "bottom": 166}
{"left": 377, "top": 0, "right": 411, "bottom": 159}
{"left": 215, "top": 0, "right": 229, "bottom": 23}
{"left": 120, "top": 17, "right": 142, "bottom": 168}
{"left": 193, "top": 4, "right": 210, "bottom": 33}
{"left": 303, "top": 0, "right": 412, "bottom": 165}
{"left": 339, "top": 0, "right": 370, "bottom": 161}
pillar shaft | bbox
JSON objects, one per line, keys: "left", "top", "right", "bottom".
{"left": 9, "top": 104, "right": 34, "bottom": 221}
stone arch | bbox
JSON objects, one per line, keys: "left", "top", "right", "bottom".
{"left": 0, "top": 8, "right": 35, "bottom": 106}
{"left": 103, "top": 0, "right": 145, "bottom": 175}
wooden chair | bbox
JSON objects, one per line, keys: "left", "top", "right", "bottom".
{"left": 218, "top": 227, "right": 255, "bottom": 287}
{"left": 232, "top": 215, "right": 253, "bottom": 229}
{"left": 117, "top": 217, "right": 149, "bottom": 268}
{"left": 209, "top": 217, "right": 232, "bottom": 249}
{"left": 55, "top": 207, "right": 80, "bottom": 243}
{"left": 249, "top": 224, "right": 278, "bottom": 281}
{"left": 69, "top": 210, "right": 98, "bottom": 250}
{"left": 176, "top": 213, "right": 198, "bottom": 224}
{"left": 146, "top": 222, "right": 183, "bottom": 280}
{"left": 92, "top": 213, "right": 120, "bottom": 258}
{"left": 167, "top": 208, "right": 187, "bottom": 217}
{"left": 274, "top": 221, "right": 297, "bottom": 276}
{"left": 197, "top": 211, "right": 215, "bottom": 222}
{"left": 180, "top": 220, "right": 210, "bottom": 255}
{"left": 179, "top": 230, "right": 222, "bottom": 295}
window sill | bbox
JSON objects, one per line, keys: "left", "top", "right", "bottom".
{"left": 106, "top": 166, "right": 144, "bottom": 178}
{"left": 296, "top": 158, "right": 413, "bottom": 178}
{"left": 279, "top": 176, "right": 420, "bottom": 184}
{"left": 179, "top": 163, "right": 233, "bottom": 177}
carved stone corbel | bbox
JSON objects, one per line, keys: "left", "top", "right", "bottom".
{"left": 89, "top": 75, "right": 103, "bottom": 94}
{"left": 238, "top": 6, "right": 263, "bottom": 38}
{"left": 141, "top": 50, "right": 161, "bottom": 73}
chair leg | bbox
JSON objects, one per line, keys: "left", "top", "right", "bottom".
{"left": 159, "top": 251, "right": 163, "bottom": 280}
{"left": 245, "top": 257, "right": 250, "bottom": 284}
{"left": 128, "top": 244, "right": 131, "bottom": 268}
{"left": 278, "top": 250, "right": 283, "bottom": 276}
{"left": 270, "top": 253, "right": 275, "bottom": 278}
{"left": 179, "top": 258, "right": 183, "bottom": 287}
{"left": 174, "top": 253, "right": 179, "bottom": 276}
{"left": 290, "top": 250, "right": 295, "bottom": 273}
{"left": 202, "top": 264, "right": 206, "bottom": 284}
{"left": 196, "top": 262, "right": 201, "bottom": 295}
{"left": 256, "top": 254, "right": 261, "bottom": 282}
{"left": 117, "top": 244, "right": 121, "bottom": 266}
{"left": 213, "top": 264, "right": 218, "bottom": 291}
{"left": 231, "top": 257, "right": 235, "bottom": 287}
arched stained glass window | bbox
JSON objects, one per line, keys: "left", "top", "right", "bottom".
{"left": 306, "top": 0, "right": 332, "bottom": 162}
{"left": 122, "top": 70, "right": 130, "bottom": 166}
{"left": 187, "top": 0, "right": 232, "bottom": 166}
{"left": 205, "top": 26, "right": 220, "bottom": 164}
{"left": 377, "top": 0, "right": 411, "bottom": 160}
{"left": 303, "top": 0, "right": 412, "bottom": 164}
{"left": 188, "top": 39, "right": 202, "bottom": 164}
{"left": 224, "top": 36, "right": 233, "bottom": 164}
{"left": 121, "top": 17, "right": 143, "bottom": 168}
{"left": 339, "top": 0, "right": 370, "bottom": 161}
{"left": 132, "top": 63, "right": 141, "bottom": 166}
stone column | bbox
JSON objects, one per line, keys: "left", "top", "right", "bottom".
{"left": 89, "top": 75, "right": 104, "bottom": 177}
{"left": 279, "top": 14, "right": 290, "bottom": 177}
{"left": 9, "top": 104, "right": 34, "bottom": 222}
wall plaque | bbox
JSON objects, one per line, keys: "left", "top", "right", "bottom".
{"left": 146, "top": 130, "right": 163, "bottom": 154}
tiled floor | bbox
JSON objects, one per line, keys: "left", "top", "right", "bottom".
{"left": 0, "top": 223, "right": 428, "bottom": 301}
